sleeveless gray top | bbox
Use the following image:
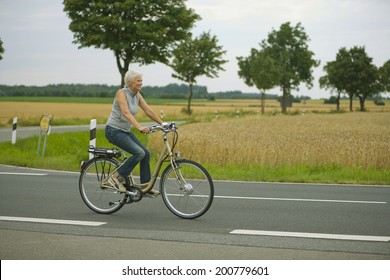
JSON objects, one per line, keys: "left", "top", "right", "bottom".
{"left": 106, "top": 86, "right": 139, "bottom": 131}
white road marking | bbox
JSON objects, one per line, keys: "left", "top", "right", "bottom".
{"left": 0, "top": 172, "right": 47, "bottom": 176}
{"left": 230, "top": 229, "right": 390, "bottom": 242}
{"left": 215, "top": 195, "right": 386, "bottom": 204}
{"left": 0, "top": 216, "right": 106, "bottom": 226}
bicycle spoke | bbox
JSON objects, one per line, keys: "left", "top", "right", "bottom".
{"left": 160, "top": 160, "right": 214, "bottom": 219}
{"left": 79, "top": 157, "right": 126, "bottom": 214}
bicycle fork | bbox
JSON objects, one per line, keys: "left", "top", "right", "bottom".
{"left": 170, "top": 158, "right": 194, "bottom": 196}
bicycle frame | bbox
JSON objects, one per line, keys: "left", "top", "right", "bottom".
{"left": 80, "top": 122, "right": 214, "bottom": 218}
{"left": 129, "top": 132, "right": 172, "bottom": 193}
{"left": 107, "top": 124, "right": 184, "bottom": 194}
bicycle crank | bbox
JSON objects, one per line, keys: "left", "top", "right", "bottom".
{"left": 126, "top": 187, "right": 142, "bottom": 202}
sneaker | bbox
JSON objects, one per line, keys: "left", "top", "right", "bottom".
{"left": 108, "top": 174, "right": 127, "bottom": 193}
{"left": 143, "top": 189, "right": 160, "bottom": 198}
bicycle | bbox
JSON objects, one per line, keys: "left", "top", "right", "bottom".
{"left": 79, "top": 122, "right": 214, "bottom": 219}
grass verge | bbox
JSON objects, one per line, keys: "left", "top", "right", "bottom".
{"left": 206, "top": 163, "right": 390, "bottom": 185}
{"left": 0, "top": 130, "right": 389, "bottom": 185}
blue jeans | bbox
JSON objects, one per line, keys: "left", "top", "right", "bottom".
{"left": 105, "top": 125, "right": 151, "bottom": 183}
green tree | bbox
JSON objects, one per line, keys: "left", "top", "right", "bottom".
{"left": 260, "top": 22, "right": 319, "bottom": 113}
{"left": 170, "top": 31, "right": 227, "bottom": 114}
{"left": 319, "top": 60, "right": 345, "bottom": 111}
{"left": 332, "top": 48, "right": 356, "bottom": 111}
{"left": 379, "top": 60, "right": 390, "bottom": 94}
{"left": 348, "top": 47, "right": 380, "bottom": 111}
{"left": 0, "top": 38, "right": 4, "bottom": 61}
{"left": 63, "top": 0, "right": 199, "bottom": 86}
{"left": 237, "top": 49, "right": 279, "bottom": 114}
{"left": 330, "top": 47, "right": 380, "bottom": 111}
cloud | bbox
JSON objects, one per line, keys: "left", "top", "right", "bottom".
{"left": 0, "top": 0, "right": 389, "bottom": 97}
{"left": 0, "top": 0, "right": 65, "bottom": 32}
{"left": 185, "top": 0, "right": 390, "bottom": 95}
{"left": 189, "top": 0, "right": 326, "bottom": 23}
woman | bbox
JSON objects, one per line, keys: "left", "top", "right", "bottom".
{"left": 105, "top": 70, "right": 163, "bottom": 195}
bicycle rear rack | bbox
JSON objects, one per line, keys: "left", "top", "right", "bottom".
{"left": 88, "top": 146, "right": 122, "bottom": 157}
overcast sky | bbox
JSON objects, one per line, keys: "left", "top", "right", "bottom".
{"left": 0, "top": 0, "right": 389, "bottom": 98}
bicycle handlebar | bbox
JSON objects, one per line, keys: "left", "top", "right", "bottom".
{"left": 148, "top": 122, "right": 177, "bottom": 134}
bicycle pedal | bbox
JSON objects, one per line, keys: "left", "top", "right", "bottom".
{"left": 123, "top": 198, "right": 133, "bottom": 204}
{"left": 100, "top": 183, "right": 115, "bottom": 190}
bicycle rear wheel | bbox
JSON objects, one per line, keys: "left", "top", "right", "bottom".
{"left": 160, "top": 159, "right": 214, "bottom": 219}
{"left": 79, "top": 157, "right": 126, "bottom": 214}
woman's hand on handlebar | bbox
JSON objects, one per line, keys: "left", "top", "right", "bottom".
{"left": 145, "top": 122, "right": 177, "bottom": 134}
{"left": 138, "top": 126, "right": 150, "bottom": 134}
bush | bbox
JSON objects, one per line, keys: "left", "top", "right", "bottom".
{"left": 374, "top": 100, "right": 385, "bottom": 106}
{"left": 324, "top": 96, "right": 338, "bottom": 104}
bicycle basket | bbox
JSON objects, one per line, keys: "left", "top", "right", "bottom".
{"left": 88, "top": 146, "right": 121, "bottom": 157}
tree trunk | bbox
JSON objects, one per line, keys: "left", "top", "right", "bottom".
{"left": 281, "top": 87, "right": 288, "bottom": 114}
{"left": 115, "top": 52, "right": 129, "bottom": 87}
{"left": 336, "top": 91, "right": 340, "bottom": 111}
{"left": 187, "top": 83, "right": 193, "bottom": 115}
{"left": 349, "top": 94, "right": 353, "bottom": 112}
{"left": 261, "top": 91, "right": 265, "bottom": 114}
{"left": 358, "top": 95, "right": 366, "bottom": 111}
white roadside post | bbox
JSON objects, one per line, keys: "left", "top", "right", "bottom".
{"left": 11, "top": 117, "right": 17, "bottom": 144}
{"left": 89, "top": 119, "right": 97, "bottom": 160}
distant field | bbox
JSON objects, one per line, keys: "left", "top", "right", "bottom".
{"left": 149, "top": 112, "right": 390, "bottom": 170}
{"left": 1, "top": 97, "right": 388, "bottom": 126}
{"left": 1, "top": 97, "right": 389, "bottom": 184}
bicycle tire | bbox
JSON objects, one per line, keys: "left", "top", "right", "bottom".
{"left": 79, "top": 157, "right": 126, "bottom": 214}
{"left": 160, "top": 159, "right": 214, "bottom": 219}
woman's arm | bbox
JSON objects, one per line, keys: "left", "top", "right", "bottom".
{"left": 138, "top": 93, "right": 163, "bottom": 125}
{"left": 116, "top": 89, "right": 144, "bottom": 131}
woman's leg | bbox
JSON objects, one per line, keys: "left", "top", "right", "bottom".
{"left": 126, "top": 132, "right": 151, "bottom": 183}
{"left": 105, "top": 126, "right": 151, "bottom": 183}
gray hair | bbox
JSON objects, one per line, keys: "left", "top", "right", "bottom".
{"left": 124, "top": 70, "right": 142, "bottom": 86}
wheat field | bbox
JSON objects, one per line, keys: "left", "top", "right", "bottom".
{"left": 1, "top": 99, "right": 389, "bottom": 126}
{"left": 1, "top": 100, "right": 389, "bottom": 169}
{"left": 149, "top": 112, "right": 390, "bottom": 169}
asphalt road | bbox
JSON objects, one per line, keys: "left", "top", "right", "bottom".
{"left": 0, "top": 122, "right": 175, "bottom": 143}
{"left": 0, "top": 164, "right": 389, "bottom": 260}
{"left": 0, "top": 124, "right": 106, "bottom": 143}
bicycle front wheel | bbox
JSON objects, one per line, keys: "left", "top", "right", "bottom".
{"left": 160, "top": 159, "right": 214, "bottom": 219}
{"left": 79, "top": 157, "right": 126, "bottom": 214}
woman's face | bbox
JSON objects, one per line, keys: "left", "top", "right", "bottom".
{"left": 129, "top": 75, "right": 143, "bottom": 92}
